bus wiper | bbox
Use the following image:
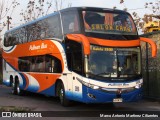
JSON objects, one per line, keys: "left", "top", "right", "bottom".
{"left": 122, "top": 35, "right": 128, "bottom": 40}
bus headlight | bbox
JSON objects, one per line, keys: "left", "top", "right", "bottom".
{"left": 81, "top": 81, "right": 100, "bottom": 89}
{"left": 81, "top": 81, "right": 89, "bottom": 87}
{"left": 89, "top": 84, "right": 100, "bottom": 89}
{"left": 135, "top": 84, "right": 142, "bottom": 89}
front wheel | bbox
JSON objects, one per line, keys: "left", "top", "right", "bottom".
{"left": 57, "top": 82, "right": 71, "bottom": 107}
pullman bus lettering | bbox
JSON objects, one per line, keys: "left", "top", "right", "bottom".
{"left": 29, "top": 43, "right": 47, "bottom": 51}
{"left": 108, "top": 83, "right": 129, "bottom": 87}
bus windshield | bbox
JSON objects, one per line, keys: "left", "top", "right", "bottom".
{"left": 82, "top": 11, "right": 137, "bottom": 35}
{"left": 88, "top": 45, "right": 141, "bottom": 80}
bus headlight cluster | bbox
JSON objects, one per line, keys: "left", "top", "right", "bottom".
{"left": 89, "top": 84, "right": 100, "bottom": 89}
{"left": 135, "top": 83, "right": 142, "bottom": 89}
{"left": 81, "top": 81, "right": 100, "bottom": 89}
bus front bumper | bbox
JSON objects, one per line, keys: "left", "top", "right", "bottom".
{"left": 82, "top": 85, "right": 142, "bottom": 103}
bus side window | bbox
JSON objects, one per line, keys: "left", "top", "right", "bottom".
{"left": 47, "top": 15, "right": 62, "bottom": 39}
{"left": 45, "top": 56, "right": 52, "bottom": 72}
{"left": 36, "top": 56, "right": 45, "bottom": 72}
{"left": 45, "top": 55, "right": 62, "bottom": 73}
{"left": 62, "top": 11, "right": 80, "bottom": 34}
{"left": 30, "top": 58, "right": 35, "bottom": 72}
{"left": 52, "top": 57, "right": 62, "bottom": 73}
{"left": 18, "top": 57, "right": 30, "bottom": 72}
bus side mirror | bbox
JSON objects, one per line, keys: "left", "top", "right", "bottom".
{"left": 140, "top": 37, "right": 157, "bottom": 58}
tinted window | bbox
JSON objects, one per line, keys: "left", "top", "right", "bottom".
{"left": 18, "top": 55, "right": 62, "bottom": 73}
{"left": 83, "top": 11, "right": 137, "bottom": 35}
{"left": 18, "top": 57, "right": 30, "bottom": 72}
{"left": 4, "top": 14, "right": 62, "bottom": 47}
{"left": 19, "top": 27, "right": 27, "bottom": 43}
{"left": 62, "top": 11, "right": 80, "bottom": 34}
{"left": 47, "top": 15, "right": 62, "bottom": 39}
{"left": 66, "top": 40, "right": 83, "bottom": 74}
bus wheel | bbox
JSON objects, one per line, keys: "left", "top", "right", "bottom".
{"left": 13, "top": 79, "right": 24, "bottom": 96}
{"left": 57, "top": 82, "right": 71, "bottom": 107}
{"left": 9, "top": 76, "right": 13, "bottom": 87}
{"left": 11, "top": 82, "right": 16, "bottom": 95}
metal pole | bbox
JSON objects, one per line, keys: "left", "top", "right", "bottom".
{"left": 146, "top": 42, "right": 149, "bottom": 96}
{"left": 7, "top": 16, "right": 12, "bottom": 30}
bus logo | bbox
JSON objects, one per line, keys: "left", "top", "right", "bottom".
{"left": 108, "top": 83, "right": 129, "bottom": 87}
{"left": 29, "top": 43, "right": 47, "bottom": 51}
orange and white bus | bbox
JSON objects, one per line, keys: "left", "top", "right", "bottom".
{"left": 2, "top": 7, "right": 157, "bottom": 106}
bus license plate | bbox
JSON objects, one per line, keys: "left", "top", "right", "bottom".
{"left": 113, "top": 98, "right": 123, "bottom": 102}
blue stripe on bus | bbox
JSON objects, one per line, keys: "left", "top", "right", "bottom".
{"left": 3, "top": 46, "right": 15, "bottom": 52}
{"left": 26, "top": 85, "right": 39, "bottom": 93}
{"left": 3, "top": 79, "right": 10, "bottom": 86}
{"left": 5, "top": 62, "right": 28, "bottom": 90}
{"left": 19, "top": 73, "right": 27, "bottom": 89}
{"left": 39, "top": 84, "right": 56, "bottom": 96}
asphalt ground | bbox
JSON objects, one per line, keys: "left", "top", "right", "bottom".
{"left": 0, "top": 85, "right": 160, "bottom": 120}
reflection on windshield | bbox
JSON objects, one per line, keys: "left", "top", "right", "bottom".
{"left": 88, "top": 46, "right": 141, "bottom": 79}
{"left": 82, "top": 11, "right": 136, "bottom": 35}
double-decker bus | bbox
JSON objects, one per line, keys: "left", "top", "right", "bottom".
{"left": 2, "top": 7, "right": 157, "bottom": 106}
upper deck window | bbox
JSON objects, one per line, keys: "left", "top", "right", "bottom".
{"left": 83, "top": 11, "right": 137, "bottom": 35}
{"left": 62, "top": 11, "right": 80, "bottom": 34}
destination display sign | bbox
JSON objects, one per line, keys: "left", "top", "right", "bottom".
{"left": 91, "top": 24, "right": 132, "bottom": 32}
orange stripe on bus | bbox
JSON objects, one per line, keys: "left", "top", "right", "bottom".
{"left": 28, "top": 73, "right": 61, "bottom": 92}
{"left": 3, "top": 40, "right": 64, "bottom": 72}
{"left": 66, "top": 34, "right": 90, "bottom": 55}
{"left": 88, "top": 37, "right": 140, "bottom": 47}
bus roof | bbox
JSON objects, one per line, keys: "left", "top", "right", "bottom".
{"left": 5, "top": 7, "right": 129, "bottom": 34}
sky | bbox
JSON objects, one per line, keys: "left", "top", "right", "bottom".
{"left": 0, "top": 0, "right": 158, "bottom": 36}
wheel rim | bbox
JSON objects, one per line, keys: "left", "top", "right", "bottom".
{"left": 16, "top": 84, "right": 20, "bottom": 95}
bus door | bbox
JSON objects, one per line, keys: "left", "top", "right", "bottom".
{"left": 65, "top": 40, "right": 84, "bottom": 100}
{"left": 64, "top": 71, "right": 83, "bottom": 101}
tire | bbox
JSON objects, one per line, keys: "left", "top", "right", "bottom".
{"left": 9, "top": 78, "right": 13, "bottom": 87}
{"left": 12, "top": 80, "right": 24, "bottom": 96}
{"left": 11, "top": 82, "right": 16, "bottom": 95}
{"left": 57, "top": 82, "right": 71, "bottom": 107}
